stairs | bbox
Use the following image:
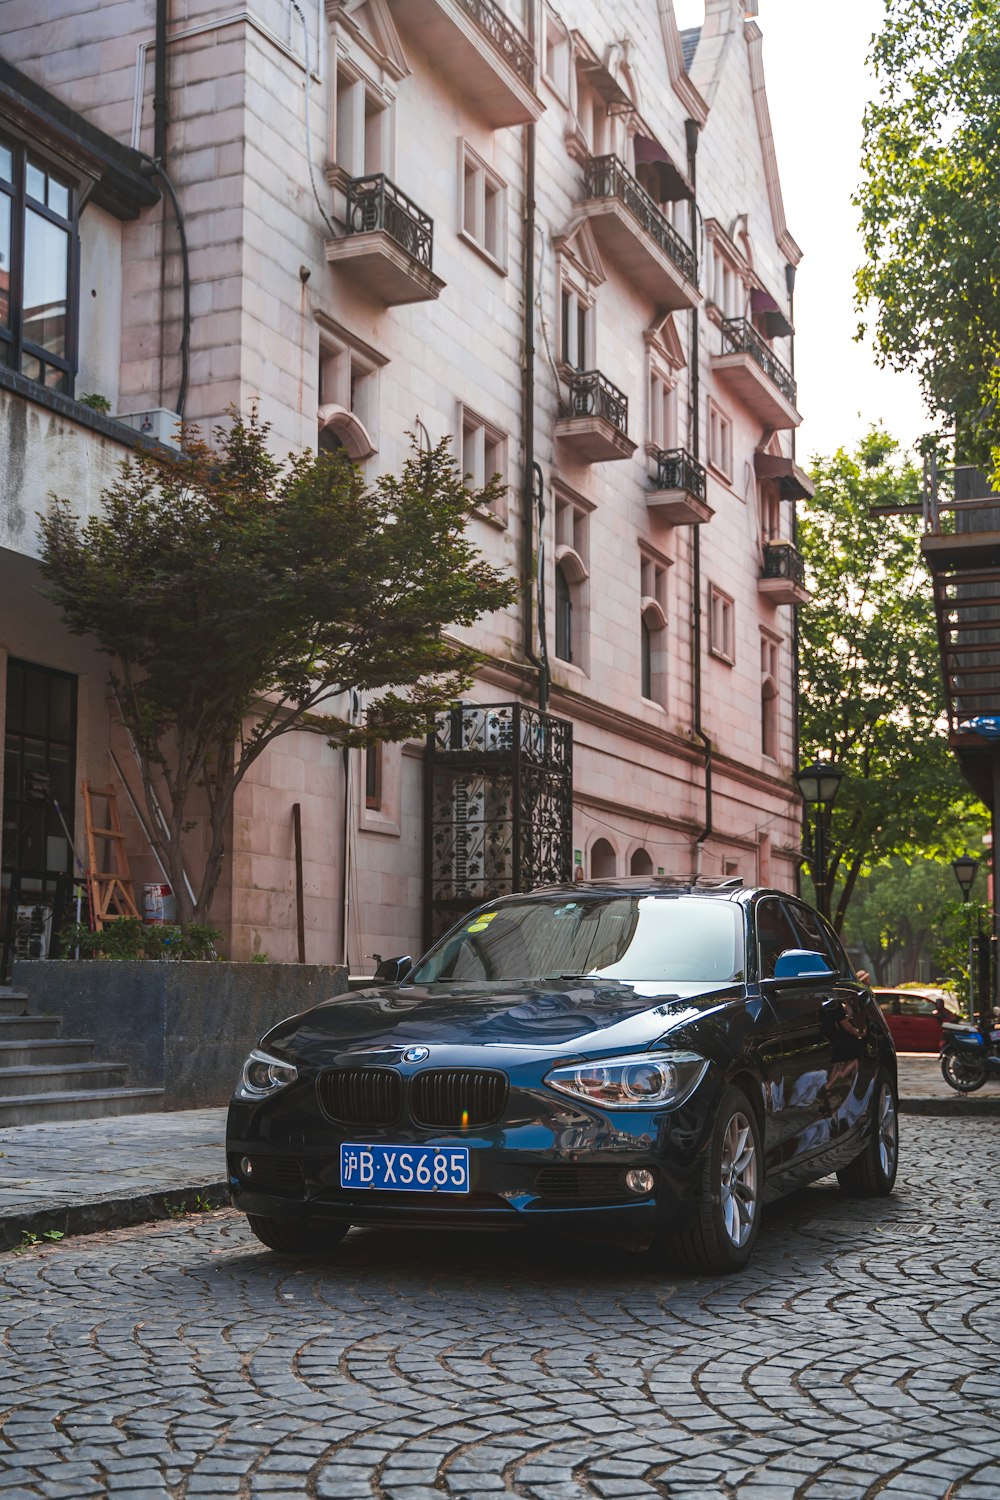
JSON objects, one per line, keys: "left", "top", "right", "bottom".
{"left": 0, "top": 988, "right": 163, "bottom": 1125}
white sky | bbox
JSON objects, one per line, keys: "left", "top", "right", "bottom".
{"left": 674, "top": 0, "right": 928, "bottom": 464}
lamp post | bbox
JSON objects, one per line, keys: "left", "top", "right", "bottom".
{"left": 794, "top": 760, "right": 844, "bottom": 920}
{"left": 951, "top": 853, "right": 980, "bottom": 1022}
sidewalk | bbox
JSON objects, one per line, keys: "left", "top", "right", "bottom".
{"left": 0, "top": 1057, "right": 996, "bottom": 1251}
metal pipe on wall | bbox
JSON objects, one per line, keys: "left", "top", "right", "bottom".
{"left": 685, "top": 117, "right": 712, "bottom": 871}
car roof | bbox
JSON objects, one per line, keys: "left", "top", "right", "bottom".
{"left": 522, "top": 878, "right": 789, "bottom": 905}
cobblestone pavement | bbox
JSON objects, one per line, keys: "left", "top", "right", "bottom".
{"left": 1, "top": 1116, "right": 999, "bottom": 1500}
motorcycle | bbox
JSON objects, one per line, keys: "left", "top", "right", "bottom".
{"left": 940, "top": 1019, "right": 1000, "bottom": 1093}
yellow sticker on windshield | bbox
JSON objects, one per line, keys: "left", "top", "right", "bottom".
{"left": 467, "top": 912, "right": 497, "bottom": 933}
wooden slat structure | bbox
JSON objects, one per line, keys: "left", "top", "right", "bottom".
{"left": 82, "top": 781, "right": 139, "bottom": 929}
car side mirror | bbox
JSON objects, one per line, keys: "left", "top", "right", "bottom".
{"left": 373, "top": 955, "right": 412, "bottom": 984}
{"left": 770, "top": 949, "right": 836, "bottom": 982}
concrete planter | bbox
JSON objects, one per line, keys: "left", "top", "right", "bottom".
{"left": 12, "top": 960, "right": 349, "bottom": 1110}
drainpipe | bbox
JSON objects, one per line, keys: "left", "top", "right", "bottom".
{"left": 786, "top": 260, "right": 800, "bottom": 893}
{"left": 686, "top": 117, "right": 711, "bottom": 876}
{"left": 154, "top": 0, "right": 169, "bottom": 163}
{"left": 521, "top": 110, "right": 548, "bottom": 711}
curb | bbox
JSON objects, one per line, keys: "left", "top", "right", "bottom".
{"left": 0, "top": 1180, "right": 229, "bottom": 1253}
{"left": 899, "top": 1096, "right": 1000, "bottom": 1119}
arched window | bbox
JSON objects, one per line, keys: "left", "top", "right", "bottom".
{"left": 555, "top": 561, "right": 573, "bottom": 663}
{"left": 590, "top": 838, "right": 616, "bottom": 878}
{"left": 630, "top": 848, "right": 653, "bottom": 876}
{"left": 640, "top": 615, "right": 652, "bottom": 699}
{"left": 761, "top": 677, "right": 778, "bottom": 760}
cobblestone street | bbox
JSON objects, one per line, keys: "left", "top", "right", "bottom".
{"left": 1, "top": 1116, "right": 998, "bottom": 1500}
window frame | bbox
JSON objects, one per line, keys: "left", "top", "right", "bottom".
{"left": 707, "top": 399, "right": 733, "bottom": 481}
{"left": 709, "top": 584, "right": 735, "bottom": 665}
{"left": 459, "top": 141, "right": 508, "bottom": 271}
{"left": 459, "top": 403, "right": 509, "bottom": 522}
{"left": 760, "top": 631, "right": 780, "bottom": 760}
{"left": 0, "top": 132, "right": 79, "bottom": 394}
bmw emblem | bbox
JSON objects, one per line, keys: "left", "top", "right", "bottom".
{"left": 402, "top": 1046, "right": 429, "bottom": 1063}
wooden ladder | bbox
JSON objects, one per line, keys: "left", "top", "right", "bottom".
{"left": 82, "top": 781, "right": 139, "bottom": 930}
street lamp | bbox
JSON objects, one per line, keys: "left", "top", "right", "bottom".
{"left": 951, "top": 852, "right": 979, "bottom": 901}
{"left": 951, "top": 853, "right": 980, "bottom": 1021}
{"left": 794, "top": 760, "right": 844, "bottom": 919}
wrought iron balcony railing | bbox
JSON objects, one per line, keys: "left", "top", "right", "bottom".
{"left": 720, "top": 318, "right": 797, "bottom": 407}
{"left": 346, "top": 175, "right": 434, "bottom": 270}
{"left": 456, "top": 0, "right": 535, "bottom": 85}
{"left": 653, "top": 447, "right": 707, "bottom": 502}
{"left": 584, "top": 155, "right": 697, "bottom": 285}
{"left": 761, "top": 541, "right": 807, "bottom": 588}
{"left": 565, "top": 369, "right": 629, "bottom": 433}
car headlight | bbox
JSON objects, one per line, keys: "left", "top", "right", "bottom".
{"left": 237, "top": 1048, "right": 298, "bottom": 1100}
{"left": 544, "top": 1051, "right": 708, "bottom": 1110}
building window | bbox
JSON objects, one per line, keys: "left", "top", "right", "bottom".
{"left": 554, "top": 490, "right": 591, "bottom": 670}
{"left": 0, "top": 135, "right": 76, "bottom": 393}
{"left": 707, "top": 401, "right": 732, "bottom": 480}
{"left": 574, "top": 72, "right": 613, "bottom": 157}
{"left": 640, "top": 551, "right": 669, "bottom": 705}
{"left": 365, "top": 742, "right": 383, "bottom": 810}
{"left": 460, "top": 406, "right": 508, "bottom": 517}
{"left": 760, "top": 480, "right": 781, "bottom": 544}
{"left": 560, "top": 279, "right": 592, "bottom": 371}
{"left": 590, "top": 837, "right": 616, "bottom": 878}
{"left": 555, "top": 562, "right": 573, "bottom": 663}
{"left": 318, "top": 332, "right": 380, "bottom": 458}
{"left": 460, "top": 144, "right": 506, "bottom": 267}
{"left": 761, "top": 633, "right": 780, "bottom": 759}
{"left": 709, "top": 585, "right": 735, "bottom": 664}
{"left": 334, "top": 66, "right": 391, "bottom": 178}
{"left": 648, "top": 365, "right": 678, "bottom": 451}
{"left": 630, "top": 847, "right": 653, "bottom": 876}
{"left": 707, "top": 240, "right": 743, "bottom": 319}
{"left": 542, "top": 10, "right": 570, "bottom": 97}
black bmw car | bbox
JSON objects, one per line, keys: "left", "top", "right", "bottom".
{"left": 227, "top": 880, "right": 898, "bottom": 1273}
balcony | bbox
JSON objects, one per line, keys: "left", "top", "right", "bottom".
{"left": 578, "top": 156, "right": 698, "bottom": 312}
{"left": 325, "top": 175, "right": 445, "bottom": 306}
{"left": 555, "top": 370, "right": 637, "bottom": 463}
{"left": 386, "top": 0, "right": 542, "bottom": 126}
{"left": 647, "top": 448, "right": 713, "bottom": 525}
{"left": 712, "top": 318, "right": 800, "bottom": 430}
{"left": 759, "top": 541, "right": 810, "bottom": 606}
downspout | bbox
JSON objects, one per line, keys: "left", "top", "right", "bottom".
{"left": 148, "top": 0, "right": 190, "bottom": 420}
{"left": 786, "top": 260, "right": 800, "bottom": 894}
{"left": 521, "top": 107, "right": 548, "bottom": 711}
{"left": 153, "top": 0, "right": 168, "bottom": 163}
{"left": 686, "top": 117, "right": 711, "bottom": 876}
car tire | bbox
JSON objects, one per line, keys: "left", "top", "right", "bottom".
{"left": 941, "top": 1050, "right": 988, "bottom": 1093}
{"left": 658, "top": 1085, "right": 763, "bottom": 1275}
{"left": 836, "top": 1071, "right": 898, "bottom": 1197}
{"left": 245, "top": 1214, "right": 350, "bottom": 1254}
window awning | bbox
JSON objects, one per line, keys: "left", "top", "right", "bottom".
{"left": 751, "top": 286, "right": 794, "bottom": 340}
{"left": 633, "top": 134, "right": 693, "bottom": 202}
{"left": 754, "top": 452, "right": 814, "bottom": 500}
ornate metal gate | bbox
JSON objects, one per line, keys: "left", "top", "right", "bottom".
{"left": 423, "top": 702, "right": 573, "bottom": 949}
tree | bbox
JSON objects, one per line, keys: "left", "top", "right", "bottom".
{"left": 798, "top": 429, "right": 984, "bottom": 931}
{"left": 829, "top": 853, "right": 976, "bottom": 986}
{"left": 856, "top": 0, "right": 1000, "bottom": 469}
{"left": 39, "top": 412, "right": 517, "bottom": 927}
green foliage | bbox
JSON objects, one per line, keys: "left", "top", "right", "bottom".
{"left": 799, "top": 429, "right": 987, "bottom": 929}
{"left": 856, "top": 0, "right": 1000, "bottom": 468}
{"left": 38, "top": 410, "right": 517, "bottom": 926}
{"left": 78, "top": 392, "right": 112, "bottom": 413}
{"left": 57, "top": 917, "right": 222, "bottom": 961}
{"left": 12, "top": 1229, "right": 64, "bottom": 1255}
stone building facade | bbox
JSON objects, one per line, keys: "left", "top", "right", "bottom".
{"left": 0, "top": 0, "right": 811, "bottom": 971}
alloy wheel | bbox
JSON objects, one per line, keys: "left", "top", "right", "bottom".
{"left": 877, "top": 1082, "right": 898, "bottom": 1178}
{"left": 719, "top": 1110, "right": 758, "bottom": 1248}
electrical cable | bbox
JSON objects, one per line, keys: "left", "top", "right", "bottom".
{"left": 140, "top": 157, "right": 190, "bottom": 420}
{"left": 290, "top": 0, "right": 337, "bottom": 239}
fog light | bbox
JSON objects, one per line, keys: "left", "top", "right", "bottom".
{"left": 240, "top": 1156, "right": 254, "bottom": 1178}
{"left": 625, "top": 1168, "right": 655, "bottom": 1194}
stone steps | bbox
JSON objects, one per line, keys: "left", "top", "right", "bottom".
{"left": 0, "top": 1062, "right": 130, "bottom": 1097}
{"left": 0, "top": 985, "right": 163, "bottom": 1125}
{"left": 0, "top": 1087, "right": 165, "bottom": 1126}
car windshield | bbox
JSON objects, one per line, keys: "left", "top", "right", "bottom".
{"left": 411, "top": 895, "right": 745, "bottom": 986}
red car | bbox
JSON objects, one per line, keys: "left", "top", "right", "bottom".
{"left": 873, "top": 989, "right": 961, "bottom": 1052}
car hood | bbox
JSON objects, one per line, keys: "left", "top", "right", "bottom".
{"left": 262, "top": 978, "right": 744, "bottom": 1062}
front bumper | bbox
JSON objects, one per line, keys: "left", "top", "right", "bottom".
{"left": 226, "top": 1069, "right": 721, "bottom": 1235}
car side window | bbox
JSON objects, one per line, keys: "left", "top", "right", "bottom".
{"left": 787, "top": 901, "right": 837, "bottom": 971}
{"left": 755, "top": 898, "right": 802, "bottom": 979}
{"left": 818, "top": 914, "right": 852, "bottom": 978}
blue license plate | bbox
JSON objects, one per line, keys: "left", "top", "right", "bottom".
{"left": 339, "top": 1143, "right": 470, "bottom": 1194}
